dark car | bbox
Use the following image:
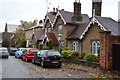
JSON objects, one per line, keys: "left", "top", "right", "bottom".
{"left": 9, "top": 47, "right": 18, "bottom": 56}
{"left": 21, "top": 48, "right": 39, "bottom": 62}
{"left": 32, "top": 50, "right": 62, "bottom": 68}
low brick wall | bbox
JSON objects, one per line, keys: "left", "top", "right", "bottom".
{"left": 63, "top": 59, "right": 100, "bottom": 68}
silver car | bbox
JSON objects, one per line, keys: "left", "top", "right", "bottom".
{"left": 0, "top": 47, "right": 9, "bottom": 58}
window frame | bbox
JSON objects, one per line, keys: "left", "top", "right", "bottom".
{"left": 73, "top": 41, "right": 78, "bottom": 51}
{"left": 92, "top": 41, "right": 100, "bottom": 56}
{"left": 58, "top": 25, "right": 62, "bottom": 36}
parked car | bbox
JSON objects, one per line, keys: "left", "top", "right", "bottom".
{"left": 21, "top": 48, "right": 39, "bottom": 62}
{"left": 15, "top": 48, "right": 26, "bottom": 58}
{"left": 0, "top": 47, "right": 9, "bottom": 58}
{"left": 9, "top": 47, "right": 18, "bottom": 56}
{"left": 32, "top": 50, "right": 62, "bottom": 68}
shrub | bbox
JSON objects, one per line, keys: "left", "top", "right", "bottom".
{"left": 47, "top": 39, "right": 52, "bottom": 49}
{"left": 61, "top": 50, "right": 80, "bottom": 59}
{"left": 42, "top": 47, "right": 50, "bottom": 50}
{"left": 21, "top": 40, "right": 26, "bottom": 47}
{"left": 84, "top": 53, "right": 99, "bottom": 62}
{"left": 78, "top": 53, "right": 85, "bottom": 59}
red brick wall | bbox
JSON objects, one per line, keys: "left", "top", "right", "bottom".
{"left": 100, "top": 31, "right": 120, "bottom": 70}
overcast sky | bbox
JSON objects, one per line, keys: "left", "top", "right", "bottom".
{"left": 0, "top": 0, "right": 119, "bottom": 32}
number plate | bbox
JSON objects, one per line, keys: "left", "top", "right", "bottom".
{"left": 52, "top": 61, "right": 58, "bottom": 63}
{"left": 2, "top": 52, "right": 6, "bottom": 54}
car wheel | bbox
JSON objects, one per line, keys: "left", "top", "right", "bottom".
{"left": 25, "top": 57, "right": 28, "bottom": 62}
{"left": 15, "top": 55, "right": 17, "bottom": 58}
{"left": 6, "top": 56, "right": 8, "bottom": 58}
{"left": 41, "top": 60, "right": 45, "bottom": 68}
{"left": 21, "top": 56, "right": 23, "bottom": 61}
{"left": 32, "top": 58, "right": 35, "bottom": 64}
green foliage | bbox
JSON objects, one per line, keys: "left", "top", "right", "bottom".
{"left": 78, "top": 53, "right": 85, "bottom": 59}
{"left": 2, "top": 39, "right": 10, "bottom": 48}
{"left": 60, "top": 47, "right": 70, "bottom": 53}
{"left": 61, "top": 50, "right": 80, "bottom": 59}
{"left": 84, "top": 53, "right": 99, "bottom": 62}
{"left": 47, "top": 39, "right": 52, "bottom": 49}
{"left": 50, "top": 49, "right": 58, "bottom": 51}
{"left": 21, "top": 40, "right": 26, "bottom": 47}
{"left": 29, "top": 45, "right": 33, "bottom": 48}
{"left": 16, "top": 20, "right": 37, "bottom": 47}
{"left": 42, "top": 47, "right": 50, "bottom": 50}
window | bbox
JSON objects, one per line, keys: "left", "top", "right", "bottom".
{"left": 73, "top": 41, "right": 78, "bottom": 51}
{"left": 60, "top": 41, "right": 64, "bottom": 48}
{"left": 92, "top": 41, "right": 100, "bottom": 56}
{"left": 48, "top": 28, "right": 51, "bottom": 32}
{"left": 58, "top": 25, "right": 62, "bottom": 36}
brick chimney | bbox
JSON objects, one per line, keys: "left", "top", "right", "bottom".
{"left": 92, "top": 0, "right": 102, "bottom": 17}
{"left": 73, "top": 0, "right": 82, "bottom": 21}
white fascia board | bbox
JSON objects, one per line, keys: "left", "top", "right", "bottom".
{"left": 79, "top": 16, "right": 107, "bottom": 40}
{"left": 52, "top": 11, "right": 66, "bottom": 29}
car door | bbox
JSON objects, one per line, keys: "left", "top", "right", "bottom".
{"left": 34, "top": 51, "right": 41, "bottom": 63}
{"left": 22, "top": 49, "right": 28, "bottom": 60}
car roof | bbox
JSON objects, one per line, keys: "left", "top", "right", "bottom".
{"left": 0, "top": 47, "right": 7, "bottom": 49}
{"left": 26, "top": 48, "right": 38, "bottom": 50}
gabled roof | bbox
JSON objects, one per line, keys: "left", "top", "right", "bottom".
{"left": 46, "top": 32, "right": 59, "bottom": 45}
{"left": 44, "top": 13, "right": 56, "bottom": 28}
{"left": 67, "top": 23, "right": 89, "bottom": 40}
{"left": 95, "top": 16, "right": 118, "bottom": 35}
{"left": 52, "top": 10, "right": 89, "bottom": 27}
{"left": 67, "top": 16, "right": 119, "bottom": 40}
{"left": 79, "top": 16, "right": 119, "bottom": 40}
{"left": 33, "top": 30, "right": 45, "bottom": 41}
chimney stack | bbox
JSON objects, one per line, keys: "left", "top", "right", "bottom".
{"left": 92, "top": 0, "right": 102, "bottom": 17}
{"left": 73, "top": 0, "right": 82, "bottom": 21}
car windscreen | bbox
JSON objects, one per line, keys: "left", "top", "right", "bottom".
{"left": 0, "top": 49, "right": 7, "bottom": 52}
{"left": 47, "top": 51, "right": 61, "bottom": 56}
{"left": 30, "top": 49, "right": 39, "bottom": 53}
{"left": 10, "top": 48, "right": 18, "bottom": 51}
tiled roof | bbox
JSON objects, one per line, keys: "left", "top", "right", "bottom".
{"left": 47, "top": 13, "right": 56, "bottom": 24}
{"left": 34, "top": 30, "right": 45, "bottom": 41}
{"left": 67, "top": 23, "right": 89, "bottom": 39}
{"left": 46, "top": 32, "right": 59, "bottom": 45}
{"left": 58, "top": 10, "right": 89, "bottom": 24}
{"left": 25, "top": 24, "right": 43, "bottom": 31}
{"left": 95, "top": 16, "right": 119, "bottom": 35}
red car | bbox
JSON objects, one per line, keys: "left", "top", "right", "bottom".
{"left": 21, "top": 48, "right": 39, "bottom": 62}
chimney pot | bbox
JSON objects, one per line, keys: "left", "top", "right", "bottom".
{"left": 75, "top": 0, "right": 77, "bottom": 2}
{"left": 78, "top": 0, "right": 80, "bottom": 3}
{"left": 53, "top": 8, "right": 55, "bottom": 12}
{"left": 56, "top": 8, "right": 58, "bottom": 12}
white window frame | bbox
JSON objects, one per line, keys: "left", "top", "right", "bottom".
{"left": 60, "top": 41, "right": 64, "bottom": 48}
{"left": 73, "top": 41, "right": 78, "bottom": 51}
{"left": 92, "top": 41, "right": 100, "bottom": 56}
{"left": 58, "top": 25, "right": 62, "bottom": 36}
{"left": 48, "top": 28, "right": 51, "bottom": 32}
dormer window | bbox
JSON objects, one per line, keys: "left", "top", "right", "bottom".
{"left": 58, "top": 25, "right": 62, "bottom": 36}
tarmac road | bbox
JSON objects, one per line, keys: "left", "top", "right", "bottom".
{"left": 1, "top": 56, "right": 92, "bottom": 78}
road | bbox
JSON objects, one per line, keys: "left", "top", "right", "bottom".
{"left": 1, "top": 56, "right": 92, "bottom": 78}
